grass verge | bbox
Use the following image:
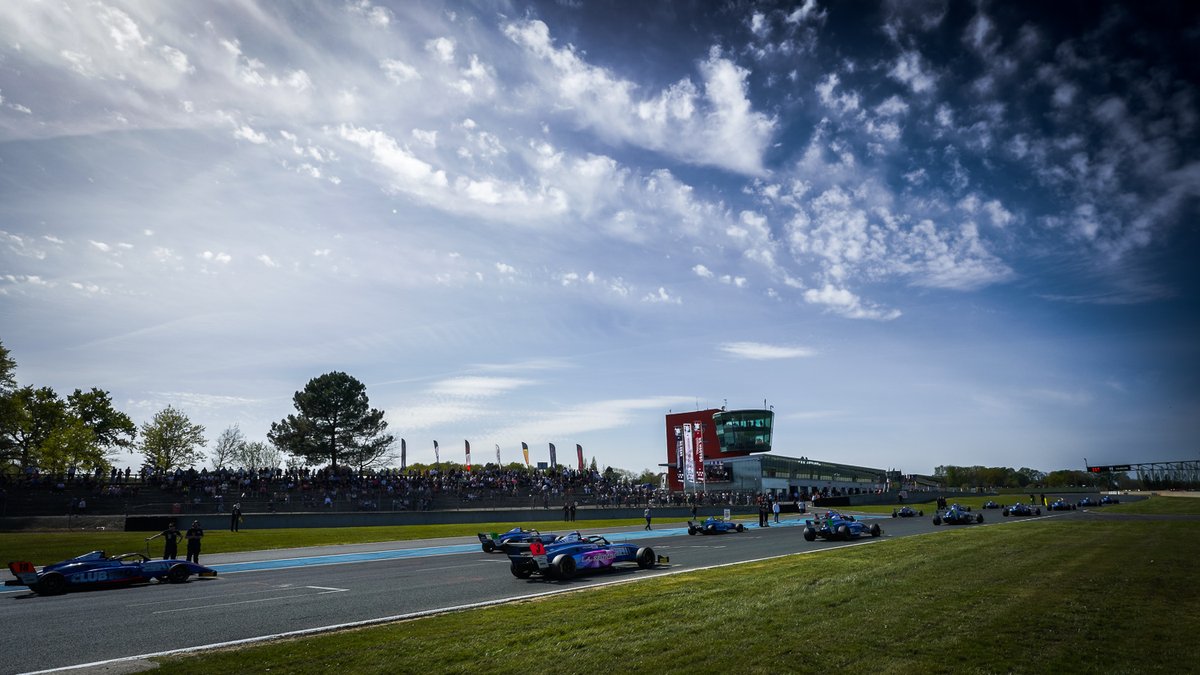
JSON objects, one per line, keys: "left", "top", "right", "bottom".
{"left": 157, "top": 519, "right": 1199, "bottom": 674}
{"left": 1101, "top": 494, "right": 1200, "bottom": 515}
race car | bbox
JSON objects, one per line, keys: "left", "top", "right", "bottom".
{"left": 1047, "top": 498, "right": 1076, "bottom": 511}
{"left": 802, "top": 511, "right": 882, "bottom": 541}
{"left": 6, "top": 550, "right": 216, "bottom": 596}
{"left": 477, "top": 526, "right": 558, "bottom": 553}
{"left": 933, "top": 504, "right": 984, "bottom": 525}
{"left": 892, "top": 506, "right": 924, "bottom": 518}
{"left": 982, "top": 500, "right": 1004, "bottom": 509}
{"left": 688, "top": 516, "right": 745, "bottom": 535}
{"left": 503, "top": 531, "right": 661, "bottom": 580}
{"left": 1100, "top": 495, "right": 1121, "bottom": 505}
{"left": 1002, "top": 502, "right": 1042, "bottom": 517}
{"left": 1076, "top": 496, "right": 1101, "bottom": 508}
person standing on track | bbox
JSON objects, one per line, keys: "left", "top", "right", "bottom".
{"left": 644, "top": 507, "right": 652, "bottom": 530}
{"left": 185, "top": 520, "right": 204, "bottom": 563}
{"left": 146, "top": 521, "right": 181, "bottom": 560}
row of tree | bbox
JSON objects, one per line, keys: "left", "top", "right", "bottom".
{"left": 932, "top": 464, "right": 1137, "bottom": 489}
{"left": 1, "top": 339, "right": 394, "bottom": 476}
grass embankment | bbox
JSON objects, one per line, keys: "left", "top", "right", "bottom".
{"left": 0, "top": 518, "right": 650, "bottom": 566}
{"left": 1103, "top": 495, "right": 1200, "bottom": 515}
{"left": 159, "top": 520, "right": 1199, "bottom": 674}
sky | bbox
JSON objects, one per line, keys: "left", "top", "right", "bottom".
{"left": 1, "top": 1, "right": 1197, "bottom": 477}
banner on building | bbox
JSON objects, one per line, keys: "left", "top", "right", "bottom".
{"left": 694, "top": 422, "right": 706, "bottom": 483}
{"left": 674, "top": 426, "right": 685, "bottom": 487}
{"left": 683, "top": 423, "right": 695, "bottom": 484}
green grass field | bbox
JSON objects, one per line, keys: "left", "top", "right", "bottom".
{"left": 151, "top": 518, "right": 1198, "bottom": 674}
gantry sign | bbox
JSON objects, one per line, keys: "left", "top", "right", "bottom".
{"left": 1087, "top": 460, "right": 1200, "bottom": 488}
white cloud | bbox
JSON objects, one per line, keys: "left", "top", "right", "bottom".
{"left": 429, "top": 376, "right": 531, "bottom": 398}
{"left": 719, "top": 342, "right": 816, "bottom": 359}
{"left": 642, "top": 287, "right": 681, "bottom": 304}
{"left": 803, "top": 284, "right": 901, "bottom": 321}
{"left": 890, "top": 50, "right": 935, "bottom": 93}
{"left": 256, "top": 254, "right": 279, "bottom": 268}
{"left": 692, "top": 264, "right": 714, "bottom": 278}
{"left": 234, "top": 125, "right": 268, "bottom": 144}
{"left": 381, "top": 58, "right": 420, "bottom": 84}
{"left": 426, "top": 37, "right": 456, "bottom": 63}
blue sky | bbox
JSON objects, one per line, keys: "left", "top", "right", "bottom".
{"left": 1, "top": 1, "right": 1196, "bottom": 476}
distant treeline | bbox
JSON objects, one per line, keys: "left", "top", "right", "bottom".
{"left": 932, "top": 465, "right": 1138, "bottom": 490}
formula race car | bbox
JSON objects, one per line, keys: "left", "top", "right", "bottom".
{"left": 477, "top": 526, "right": 559, "bottom": 553}
{"left": 1100, "top": 495, "right": 1121, "bottom": 505}
{"left": 1002, "top": 502, "right": 1042, "bottom": 517}
{"left": 504, "top": 532, "right": 661, "bottom": 580}
{"left": 933, "top": 504, "right": 984, "bottom": 525}
{"left": 802, "top": 511, "right": 882, "bottom": 541}
{"left": 1047, "top": 498, "right": 1076, "bottom": 511}
{"left": 688, "top": 517, "right": 745, "bottom": 535}
{"left": 892, "top": 506, "right": 924, "bottom": 518}
{"left": 1076, "top": 496, "right": 1101, "bottom": 508}
{"left": 982, "top": 500, "right": 1004, "bottom": 509}
{"left": 6, "top": 550, "right": 216, "bottom": 596}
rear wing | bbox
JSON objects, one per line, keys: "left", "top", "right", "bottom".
{"left": 6, "top": 561, "right": 37, "bottom": 587}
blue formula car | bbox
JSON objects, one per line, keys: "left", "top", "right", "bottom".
{"left": 1047, "top": 498, "right": 1076, "bottom": 511}
{"left": 1077, "top": 496, "right": 1101, "bottom": 508}
{"left": 892, "top": 506, "right": 924, "bottom": 518}
{"left": 1002, "top": 502, "right": 1042, "bottom": 517}
{"left": 6, "top": 551, "right": 216, "bottom": 596}
{"left": 503, "top": 532, "right": 661, "bottom": 580}
{"left": 982, "top": 500, "right": 1004, "bottom": 509}
{"left": 477, "top": 526, "right": 558, "bottom": 553}
{"left": 933, "top": 504, "right": 983, "bottom": 525}
{"left": 802, "top": 511, "right": 882, "bottom": 541}
{"left": 688, "top": 517, "right": 745, "bottom": 535}
{"left": 1100, "top": 495, "right": 1121, "bottom": 505}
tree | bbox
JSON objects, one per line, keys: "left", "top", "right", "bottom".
{"left": 1, "top": 386, "right": 66, "bottom": 470}
{"left": 267, "top": 372, "right": 394, "bottom": 470}
{"left": 211, "top": 424, "right": 245, "bottom": 469}
{"left": 236, "top": 441, "right": 284, "bottom": 471}
{"left": 68, "top": 388, "right": 136, "bottom": 456}
{"left": 139, "top": 406, "right": 206, "bottom": 473}
{"left": 39, "top": 417, "right": 106, "bottom": 474}
{"left": 0, "top": 338, "right": 15, "bottom": 394}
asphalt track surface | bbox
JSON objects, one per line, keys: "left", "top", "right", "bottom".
{"left": 0, "top": 504, "right": 1148, "bottom": 674}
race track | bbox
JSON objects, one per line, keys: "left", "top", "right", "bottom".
{"left": 0, "top": 504, "right": 1128, "bottom": 674}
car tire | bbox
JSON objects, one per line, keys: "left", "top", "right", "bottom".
{"left": 167, "top": 564, "right": 191, "bottom": 584}
{"left": 482, "top": 540, "right": 496, "bottom": 553}
{"left": 688, "top": 527, "right": 697, "bottom": 535}
{"left": 803, "top": 527, "right": 816, "bottom": 542}
{"left": 736, "top": 524, "right": 744, "bottom": 532}
{"left": 33, "top": 572, "right": 67, "bottom": 596}
{"left": 933, "top": 516, "right": 942, "bottom": 525}
{"left": 510, "top": 562, "right": 532, "bottom": 579}
{"left": 552, "top": 554, "right": 575, "bottom": 580}
{"left": 1002, "top": 511, "right": 1009, "bottom": 517}
{"left": 870, "top": 524, "right": 881, "bottom": 537}
{"left": 1035, "top": 508, "right": 1042, "bottom": 515}
{"left": 636, "top": 547, "right": 655, "bottom": 569}
{"left": 975, "top": 514, "right": 984, "bottom": 523}
{"left": 918, "top": 510, "right": 924, "bottom": 516}
{"left": 836, "top": 524, "right": 851, "bottom": 540}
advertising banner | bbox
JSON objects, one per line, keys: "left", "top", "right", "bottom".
{"left": 522, "top": 442, "right": 530, "bottom": 466}
{"left": 683, "top": 423, "right": 695, "bottom": 484}
{"left": 576, "top": 444, "right": 584, "bottom": 472}
{"left": 694, "top": 422, "right": 706, "bottom": 483}
{"left": 549, "top": 443, "right": 557, "bottom": 468}
{"left": 674, "top": 426, "right": 685, "bottom": 487}
{"left": 465, "top": 440, "right": 471, "bottom": 471}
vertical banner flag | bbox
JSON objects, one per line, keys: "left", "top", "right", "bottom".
{"left": 694, "top": 422, "right": 706, "bottom": 483}
{"left": 465, "top": 440, "right": 471, "bottom": 471}
{"left": 521, "top": 442, "right": 530, "bottom": 466}
{"left": 434, "top": 440, "right": 440, "bottom": 464}
{"left": 576, "top": 444, "right": 584, "bottom": 472}
{"left": 683, "top": 423, "right": 696, "bottom": 484}
{"left": 495, "top": 444, "right": 501, "bottom": 465}
{"left": 549, "top": 443, "right": 557, "bottom": 468}
{"left": 674, "top": 426, "right": 685, "bottom": 487}
{"left": 401, "top": 438, "right": 407, "bottom": 471}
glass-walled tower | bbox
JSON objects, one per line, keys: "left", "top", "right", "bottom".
{"left": 712, "top": 409, "right": 774, "bottom": 454}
